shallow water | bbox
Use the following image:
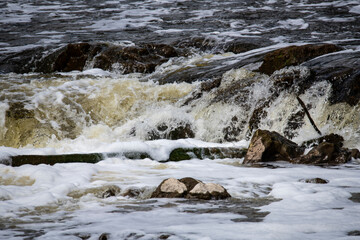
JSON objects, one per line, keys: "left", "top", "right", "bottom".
{"left": 1, "top": 0, "right": 360, "bottom": 239}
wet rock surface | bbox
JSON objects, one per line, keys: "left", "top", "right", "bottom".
{"left": 151, "top": 177, "right": 231, "bottom": 200}
{"left": 301, "top": 178, "right": 329, "bottom": 184}
{"left": 303, "top": 51, "right": 360, "bottom": 106}
{"left": 258, "top": 44, "right": 341, "bottom": 75}
{"left": 245, "top": 129, "right": 359, "bottom": 166}
{"left": 244, "top": 129, "right": 305, "bottom": 164}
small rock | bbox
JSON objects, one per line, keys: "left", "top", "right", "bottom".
{"left": 244, "top": 129, "right": 304, "bottom": 164}
{"left": 301, "top": 178, "right": 329, "bottom": 184}
{"left": 151, "top": 178, "right": 187, "bottom": 198}
{"left": 188, "top": 182, "right": 231, "bottom": 200}
{"left": 98, "top": 233, "right": 109, "bottom": 240}
{"left": 350, "top": 148, "right": 360, "bottom": 159}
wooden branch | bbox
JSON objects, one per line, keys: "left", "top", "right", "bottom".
{"left": 296, "top": 96, "right": 322, "bottom": 136}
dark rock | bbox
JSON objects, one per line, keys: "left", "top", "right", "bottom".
{"left": 350, "top": 149, "right": 360, "bottom": 159}
{"left": 151, "top": 178, "right": 231, "bottom": 200}
{"left": 244, "top": 129, "right": 305, "bottom": 164}
{"left": 301, "top": 178, "right": 329, "bottom": 184}
{"left": 303, "top": 50, "right": 360, "bottom": 106}
{"left": 182, "top": 77, "right": 222, "bottom": 105}
{"left": 223, "top": 116, "right": 245, "bottom": 142}
{"left": 101, "top": 186, "right": 120, "bottom": 198}
{"left": 223, "top": 42, "right": 259, "bottom": 54}
{"left": 283, "top": 110, "right": 305, "bottom": 139}
{"left": 168, "top": 147, "right": 247, "bottom": 161}
{"left": 179, "top": 177, "right": 201, "bottom": 191}
{"left": 98, "top": 233, "right": 109, "bottom": 240}
{"left": 348, "top": 231, "right": 360, "bottom": 236}
{"left": 292, "top": 142, "right": 352, "bottom": 165}
{"left": 155, "top": 121, "right": 195, "bottom": 140}
{"left": 349, "top": 193, "right": 360, "bottom": 203}
{"left": 258, "top": 44, "right": 342, "bottom": 75}
{"left": 37, "top": 43, "right": 105, "bottom": 73}
{"left": 94, "top": 43, "right": 178, "bottom": 74}
{"left": 301, "top": 133, "right": 344, "bottom": 148}
{"left": 122, "top": 188, "right": 142, "bottom": 198}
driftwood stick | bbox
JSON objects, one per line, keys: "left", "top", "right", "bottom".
{"left": 296, "top": 96, "right": 322, "bottom": 136}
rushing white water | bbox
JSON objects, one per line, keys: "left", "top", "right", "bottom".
{"left": 1, "top": 0, "right": 360, "bottom": 239}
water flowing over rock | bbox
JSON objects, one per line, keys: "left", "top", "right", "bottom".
{"left": 303, "top": 50, "right": 360, "bottom": 106}
{"left": 12, "top": 42, "right": 180, "bottom": 74}
{"left": 258, "top": 44, "right": 342, "bottom": 75}
{"left": 151, "top": 177, "right": 231, "bottom": 200}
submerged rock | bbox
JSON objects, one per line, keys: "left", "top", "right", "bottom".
{"left": 1, "top": 102, "right": 58, "bottom": 148}
{"left": 244, "top": 129, "right": 305, "bottom": 164}
{"left": 151, "top": 177, "right": 231, "bottom": 200}
{"left": 301, "top": 178, "right": 329, "bottom": 184}
{"left": 258, "top": 44, "right": 341, "bottom": 75}
{"left": 168, "top": 147, "right": 247, "bottom": 161}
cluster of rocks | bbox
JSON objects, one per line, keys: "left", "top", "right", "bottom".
{"left": 151, "top": 177, "right": 231, "bottom": 200}
{"left": 244, "top": 129, "right": 360, "bottom": 166}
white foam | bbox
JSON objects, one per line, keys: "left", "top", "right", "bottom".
{"left": 278, "top": 18, "right": 309, "bottom": 30}
{"left": 349, "top": 5, "right": 360, "bottom": 14}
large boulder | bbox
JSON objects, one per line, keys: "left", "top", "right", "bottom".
{"left": 243, "top": 129, "right": 305, "bottom": 164}
{"left": 258, "top": 44, "right": 342, "bottom": 75}
{"left": 151, "top": 177, "right": 231, "bottom": 200}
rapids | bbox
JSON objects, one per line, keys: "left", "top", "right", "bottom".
{"left": 1, "top": 0, "right": 360, "bottom": 239}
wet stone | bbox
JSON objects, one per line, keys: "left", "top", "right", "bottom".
{"left": 151, "top": 178, "right": 231, "bottom": 200}
{"left": 301, "top": 178, "right": 329, "bottom": 184}
{"left": 244, "top": 129, "right": 305, "bottom": 164}
{"left": 348, "top": 231, "right": 360, "bottom": 236}
{"left": 258, "top": 44, "right": 341, "bottom": 75}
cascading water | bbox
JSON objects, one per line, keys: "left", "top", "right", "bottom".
{"left": 1, "top": 0, "right": 360, "bottom": 239}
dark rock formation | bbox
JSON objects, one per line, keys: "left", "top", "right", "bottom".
{"left": 168, "top": 147, "right": 247, "bottom": 161}
{"left": 303, "top": 51, "right": 360, "bottom": 106}
{"left": 301, "top": 133, "right": 344, "bottom": 148}
{"left": 244, "top": 129, "right": 305, "bottom": 164}
{"left": 292, "top": 142, "right": 353, "bottom": 165}
{"left": 151, "top": 177, "right": 231, "bottom": 200}
{"left": 93, "top": 43, "right": 178, "bottom": 74}
{"left": 244, "top": 129, "right": 358, "bottom": 166}
{"left": 36, "top": 43, "right": 106, "bottom": 73}
{"left": 258, "top": 44, "right": 342, "bottom": 75}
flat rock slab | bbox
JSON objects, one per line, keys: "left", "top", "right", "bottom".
{"left": 2, "top": 147, "right": 247, "bottom": 166}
